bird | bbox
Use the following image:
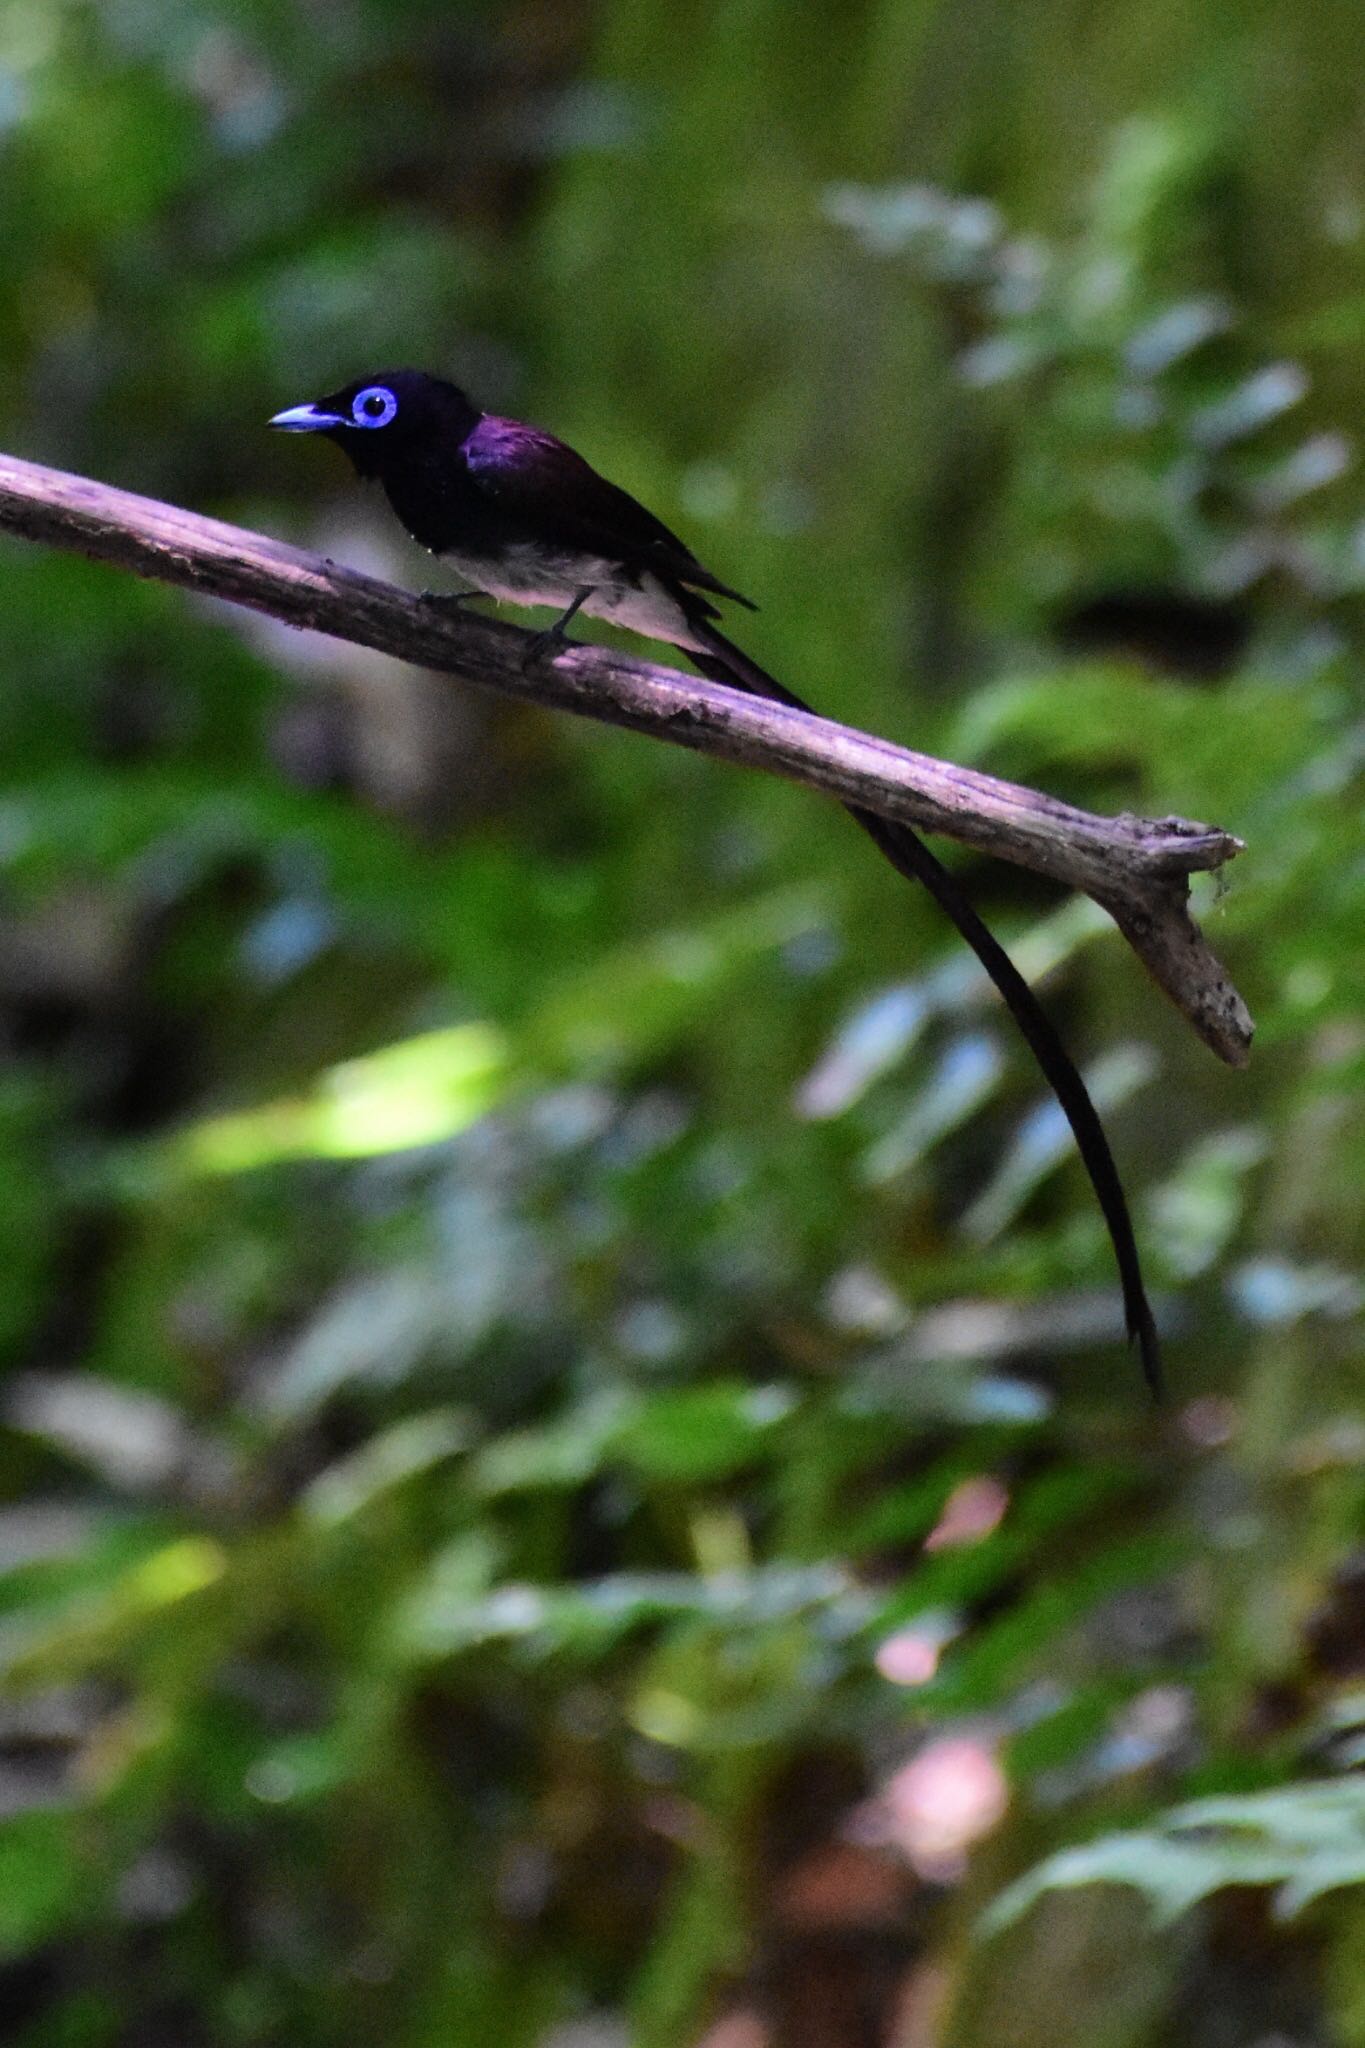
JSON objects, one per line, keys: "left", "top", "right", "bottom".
{"left": 270, "top": 369, "right": 1162, "bottom": 1396}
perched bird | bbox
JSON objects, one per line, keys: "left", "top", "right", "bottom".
{"left": 271, "top": 370, "right": 1161, "bottom": 1395}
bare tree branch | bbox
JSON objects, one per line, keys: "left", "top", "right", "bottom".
{"left": 0, "top": 450, "right": 1252, "bottom": 1063}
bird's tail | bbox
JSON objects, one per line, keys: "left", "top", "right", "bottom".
{"left": 683, "top": 615, "right": 1162, "bottom": 1399}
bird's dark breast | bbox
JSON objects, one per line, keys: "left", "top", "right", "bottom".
{"left": 378, "top": 454, "right": 516, "bottom": 561}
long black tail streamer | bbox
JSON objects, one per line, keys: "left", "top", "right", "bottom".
{"left": 684, "top": 618, "right": 1162, "bottom": 1399}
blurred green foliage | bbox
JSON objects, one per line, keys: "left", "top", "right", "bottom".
{"left": 0, "top": 3, "right": 1362, "bottom": 2046}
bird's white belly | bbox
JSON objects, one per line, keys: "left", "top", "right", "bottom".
{"left": 438, "top": 544, "right": 706, "bottom": 654}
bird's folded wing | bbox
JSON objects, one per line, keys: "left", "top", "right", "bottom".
{"left": 464, "top": 416, "right": 755, "bottom": 609}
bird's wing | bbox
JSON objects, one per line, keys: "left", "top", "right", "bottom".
{"left": 464, "top": 417, "right": 755, "bottom": 610}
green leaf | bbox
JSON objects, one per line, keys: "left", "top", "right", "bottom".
{"left": 986, "top": 1779, "right": 1365, "bottom": 1934}
{"left": 302, "top": 1408, "right": 474, "bottom": 1528}
{"left": 391, "top": 1563, "right": 852, "bottom": 1669}
{"left": 614, "top": 1382, "right": 798, "bottom": 1482}
{"left": 177, "top": 1023, "right": 512, "bottom": 1171}
{"left": 0, "top": 1807, "right": 90, "bottom": 1957}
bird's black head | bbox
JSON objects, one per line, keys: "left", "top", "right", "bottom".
{"left": 268, "top": 370, "right": 480, "bottom": 478}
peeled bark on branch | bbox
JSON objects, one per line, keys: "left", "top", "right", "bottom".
{"left": 0, "top": 450, "right": 1252, "bottom": 1063}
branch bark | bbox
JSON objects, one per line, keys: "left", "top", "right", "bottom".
{"left": 0, "top": 450, "right": 1252, "bottom": 1063}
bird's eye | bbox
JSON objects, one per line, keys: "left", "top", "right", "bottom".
{"left": 351, "top": 385, "right": 398, "bottom": 429}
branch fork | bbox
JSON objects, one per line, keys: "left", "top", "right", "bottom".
{"left": 0, "top": 451, "right": 1251, "bottom": 1064}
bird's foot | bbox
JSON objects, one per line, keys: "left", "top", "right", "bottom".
{"left": 521, "top": 587, "right": 594, "bottom": 669}
{"left": 522, "top": 622, "right": 577, "bottom": 670}
{"left": 420, "top": 589, "right": 490, "bottom": 617}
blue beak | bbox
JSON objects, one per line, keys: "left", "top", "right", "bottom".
{"left": 268, "top": 403, "right": 346, "bottom": 432}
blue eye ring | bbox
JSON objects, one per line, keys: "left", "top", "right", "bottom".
{"left": 352, "top": 385, "right": 398, "bottom": 429}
